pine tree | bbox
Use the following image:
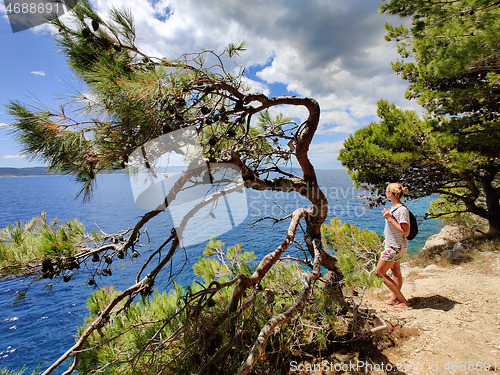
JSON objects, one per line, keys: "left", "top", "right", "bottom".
{"left": 6, "top": 1, "right": 350, "bottom": 373}
{"left": 339, "top": 0, "right": 499, "bottom": 234}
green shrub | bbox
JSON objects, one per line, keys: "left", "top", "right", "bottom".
{"left": 0, "top": 369, "right": 25, "bottom": 375}
{"left": 321, "top": 217, "right": 383, "bottom": 288}
{"left": 0, "top": 213, "right": 84, "bottom": 277}
{"left": 74, "top": 221, "right": 385, "bottom": 374}
{"left": 74, "top": 237, "right": 357, "bottom": 374}
{"left": 429, "top": 195, "right": 489, "bottom": 236}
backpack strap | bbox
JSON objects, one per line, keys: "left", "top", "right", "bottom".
{"left": 392, "top": 204, "right": 406, "bottom": 212}
{"left": 391, "top": 205, "right": 406, "bottom": 223}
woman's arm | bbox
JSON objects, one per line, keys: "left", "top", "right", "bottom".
{"left": 389, "top": 218, "right": 410, "bottom": 237}
{"left": 382, "top": 208, "right": 410, "bottom": 237}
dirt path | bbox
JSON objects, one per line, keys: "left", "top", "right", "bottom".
{"left": 362, "top": 251, "right": 500, "bottom": 375}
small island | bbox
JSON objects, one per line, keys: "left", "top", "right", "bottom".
{"left": 0, "top": 167, "right": 49, "bottom": 177}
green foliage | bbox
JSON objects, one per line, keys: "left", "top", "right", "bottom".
{"left": 340, "top": 99, "right": 498, "bottom": 192}
{"left": 381, "top": 0, "right": 500, "bottom": 119}
{"left": 339, "top": 98, "right": 499, "bottom": 232}
{"left": 226, "top": 41, "right": 247, "bottom": 58}
{"left": 74, "top": 236, "right": 374, "bottom": 374}
{"left": 429, "top": 195, "right": 488, "bottom": 233}
{"left": 6, "top": 102, "right": 94, "bottom": 197}
{"left": 256, "top": 109, "right": 293, "bottom": 133}
{"left": 199, "top": 115, "right": 275, "bottom": 164}
{"left": 0, "top": 369, "right": 28, "bottom": 375}
{"left": 0, "top": 364, "right": 42, "bottom": 375}
{"left": 6, "top": 1, "right": 294, "bottom": 200}
{"left": 74, "top": 240, "right": 265, "bottom": 374}
{"left": 339, "top": 1, "right": 500, "bottom": 232}
{"left": 193, "top": 237, "right": 256, "bottom": 283}
{"left": 321, "top": 218, "right": 382, "bottom": 288}
{"left": 0, "top": 369, "right": 23, "bottom": 375}
{"left": 339, "top": 100, "right": 433, "bottom": 195}
{"left": 0, "top": 213, "right": 84, "bottom": 277}
{"left": 7, "top": 0, "right": 178, "bottom": 197}
{"left": 76, "top": 285, "right": 189, "bottom": 375}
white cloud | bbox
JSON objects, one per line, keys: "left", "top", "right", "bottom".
{"left": 318, "top": 111, "right": 361, "bottom": 135}
{"left": 24, "top": 0, "right": 420, "bottom": 163}
{"left": 3, "top": 155, "right": 26, "bottom": 159}
{"left": 86, "top": 0, "right": 409, "bottom": 101}
{"left": 309, "top": 141, "right": 346, "bottom": 170}
{"left": 31, "top": 71, "right": 46, "bottom": 76}
{"left": 242, "top": 77, "right": 270, "bottom": 97}
{"left": 310, "top": 141, "right": 345, "bottom": 155}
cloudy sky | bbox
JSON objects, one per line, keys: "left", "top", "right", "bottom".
{"left": 0, "top": 0, "right": 419, "bottom": 170}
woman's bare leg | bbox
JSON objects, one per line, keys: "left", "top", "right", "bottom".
{"left": 375, "top": 259, "right": 410, "bottom": 308}
{"left": 386, "top": 261, "right": 403, "bottom": 304}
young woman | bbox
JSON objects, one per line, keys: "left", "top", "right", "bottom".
{"left": 375, "top": 183, "right": 411, "bottom": 311}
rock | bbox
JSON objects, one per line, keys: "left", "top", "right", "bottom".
{"left": 424, "top": 264, "right": 446, "bottom": 272}
{"left": 439, "top": 241, "right": 470, "bottom": 263}
{"left": 422, "top": 225, "right": 462, "bottom": 250}
{"left": 421, "top": 225, "right": 471, "bottom": 260}
{"left": 453, "top": 242, "right": 466, "bottom": 252}
{"left": 401, "top": 269, "right": 412, "bottom": 278}
{"left": 441, "top": 249, "right": 453, "bottom": 259}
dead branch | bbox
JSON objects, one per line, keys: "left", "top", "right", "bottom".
{"left": 42, "top": 235, "right": 180, "bottom": 375}
{"left": 251, "top": 213, "right": 293, "bottom": 228}
{"left": 236, "top": 238, "right": 323, "bottom": 375}
{"left": 225, "top": 208, "right": 311, "bottom": 316}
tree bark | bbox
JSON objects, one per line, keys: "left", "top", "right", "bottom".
{"left": 482, "top": 176, "right": 500, "bottom": 235}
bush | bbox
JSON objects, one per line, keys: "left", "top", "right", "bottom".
{"left": 0, "top": 369, "right": 25, "bottom": 375}
{"left": 74, "top": 223, "right": 385, "bottom": 374}
{"left": 0, "top": 213, "right": 84, "bottom": 277}
{"left": 321, "top": 218, "right": 383, "bottom": 288}
{"left": 429, "top": 195, "right": 489, "bottom": 237}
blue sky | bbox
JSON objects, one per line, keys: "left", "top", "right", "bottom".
{"left": 0, "top": 0, "right": 419, "bottom": 170}
{"left": 0, "top": 11, "right": 79, "bottom": 167}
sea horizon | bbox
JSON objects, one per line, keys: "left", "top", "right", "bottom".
{"left": 0, "top": 172, "right": 442, "bottom": 373}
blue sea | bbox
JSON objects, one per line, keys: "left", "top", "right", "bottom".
{"left": 0, "top": 171, "right": 442, "bottom": 373}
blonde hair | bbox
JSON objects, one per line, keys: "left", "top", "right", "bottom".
{"left": 387, "top": 183, "right": 409, "bottom": 199}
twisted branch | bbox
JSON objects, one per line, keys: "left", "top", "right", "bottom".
{"left": 237, "top": 238, "right": 323, "bottom": 375}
